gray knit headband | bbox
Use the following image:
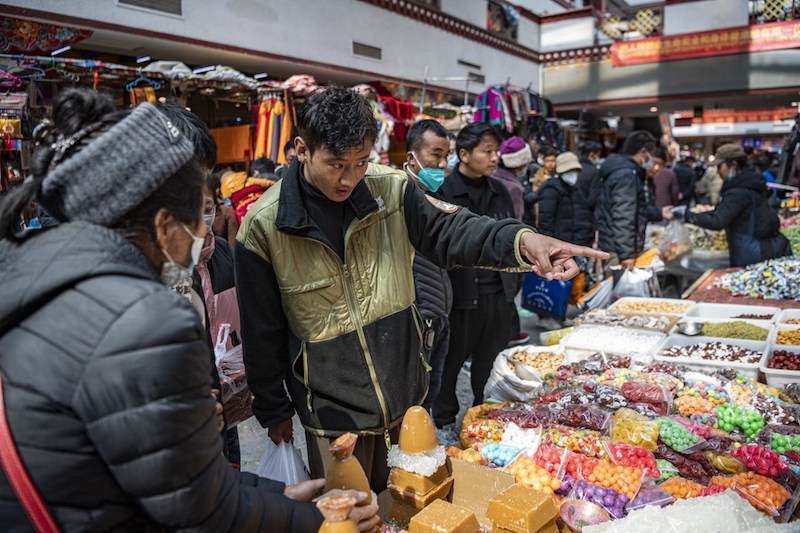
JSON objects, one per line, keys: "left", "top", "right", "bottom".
{"left": 40, "top": 103, "right": 195, "bottom": 226}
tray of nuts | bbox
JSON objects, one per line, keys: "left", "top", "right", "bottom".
{"left": 608, "top": 297, "right": 695, "bottom": 317}
{"left": 504, "top": 345, "right": 565, "bottom": 381}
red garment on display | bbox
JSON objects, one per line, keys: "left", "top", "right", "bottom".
{"left": 378, "top": 96, "right": 415, "bottom": 143}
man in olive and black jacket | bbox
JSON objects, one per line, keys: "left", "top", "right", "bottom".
{"left": 235, "top": 87, "right": 606, "bottom": 493}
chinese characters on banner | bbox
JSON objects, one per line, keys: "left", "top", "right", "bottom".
{"left": 611, "top": 20, "right": 800, "bottom": 66}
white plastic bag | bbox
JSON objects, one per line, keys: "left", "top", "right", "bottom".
{"left": 484, "top": 347, "right": 545, "bottom": 402}
{"left": 256, "top": 440, "right": 310, "bottom": 485}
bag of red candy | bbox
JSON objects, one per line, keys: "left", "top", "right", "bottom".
{"left": 532, "top": 444, "right": 567, "bottom": 478}
{"left": 554, "top": 405, "right": 613, "bottom": 432}
{"left": 731, "top": 444, "right": 790, "bottom": 478}
{"left": 619, "top": 382, "right": 671, "bottom": 416}
{"left": 605, "top": 442, "right": 660, "bottom": 478}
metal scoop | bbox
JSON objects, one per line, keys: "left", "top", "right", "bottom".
{"left": 677, "top": 321, "right": 703, "bottom": 336}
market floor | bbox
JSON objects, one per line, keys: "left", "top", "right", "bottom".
{"left": 237, "top": 309, "right": 546, "bottom": 474}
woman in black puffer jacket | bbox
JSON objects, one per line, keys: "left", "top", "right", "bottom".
{"left": 0, "top": 89, "right": 376, "bottom": 532}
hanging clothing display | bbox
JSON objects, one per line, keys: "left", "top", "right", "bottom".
{"left": 253, "top": 92, "right": 296, "bottom": 163}
{"left": 210, "top": 125, "right": 252, "bottom": 165}
{"left": 472, "top": 85, "right": 559, "bottom": 147}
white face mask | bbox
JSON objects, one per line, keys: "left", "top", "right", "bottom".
{"left": 561, "top": 171, "right": 579, "bottom": 186}
{"left": 160, "top": 223, "right": 204, "bottom": 287}
{"left": 203, "top": 208, "right": 216, "bottom": 234}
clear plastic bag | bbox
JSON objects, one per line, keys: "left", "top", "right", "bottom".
{"left": 256, "top": 440, "right": 310, "bottom": 485}
{"left": 659, "top": 220, "right": 693, "bottom": 263}
{"left": 612, "top": 267, "right": 658, "bottom": 300}
{"left": 483, "top": 347, "right": 545, "bottom": 402}
{"left": 626, "top": 479, "right": 675, "bottom": 512}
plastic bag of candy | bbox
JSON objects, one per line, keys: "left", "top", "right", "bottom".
{"left": 561, "top": 449, "right": 600, "bottom": 481}
{"left": 703, "top": 433, "right": 735, "bottom": 454}
{"left": 485, "top": 403, "right": 555, "bottom": 429}
{"left": 531, "top": 444, "right": 568, "bottom": 478}
{"left": 620, "top": 382, "right": 671, "bottom": 416}
{"left": 654, "top": 444, "right": 711, "bottom": 485}
{"left": 703, "top": 450, "right": 747, "bottom": 474}
{"left": 605, "top": 442, "right": 660, "bottom": 478}
{"left": 568, "top": 478, "right": 630, "bottom": 519}
{"left": 543, "top": 425, "right": 609, "bottom": 460}
{"left": 610, "top": 408, "right": 661, "bottom": 451}
{"left": 626, "top": 479, "right": 675, "bottom": 512}
{"left": 780, "top": 383, "right": 800, "bottom": 404}
{"left": 446, "top": 446, "right": 486, "bottom": 465}
{"left": 504, "top": 454, "right": 562, "bottom": 494}
{"left": 668, "top": 415, "right": 712, "bottom": 439}
{"left": 460, "top": 419, "right": 505, "bottom": 448}
{"left": 641, "top": 362, "right": 689, "bottom": 380}
{"left": 554, "top": 404, "right": 613, "bottom": 432}
{"left": 658, "top": 417, "right": 707, "bottom": 453}
{"left": 660, "top": 476, "right": 706, "bottom": 499}
{"left": 559, "top": 352, "right": 631, "bottom": 375}
{"left": 587, "top": 460, "right": 645, "bottom": 500}
{"left": 499, "top": 422, "right": 541, "bottom": 456}
{"left": 479, "top": 442, "right": 521, "bottom": 467}
{"left": 748, "top": 394, "right": 796, "bottom": 426}
{"left": 730, "top": 445, "right": 790, "bottom": 478}
{"left": 684, "top": 450, "right": 721, "bottom": 480}
{"left": 722, "top": 472, "right": 792, "bottom": 518}
{"left": 715, "top": 403, "right": 765, "bottom": 440}
{"left": 655, "top": 459, "right": 679, "bottom": 483}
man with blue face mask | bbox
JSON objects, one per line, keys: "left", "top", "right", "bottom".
{"left": 404, "top": 120, "right": 453, "bottom": 420}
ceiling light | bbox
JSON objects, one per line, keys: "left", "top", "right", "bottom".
{"left": 50, "top": 45, "right": 71, "bottom": 56}
{"left": 136, "top": 55, "right": 151, "bottom": 63}
{"left": 192, "top": 65, "right": 215, "bottom": 74}
{"left": 649, "top": 106, "right": 658, "bottom": 113}
{"left": 254, "top": 72, "right": 268, "bottom": 79}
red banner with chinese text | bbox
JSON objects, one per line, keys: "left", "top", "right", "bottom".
{"left": 611, "top": 20, "right": 800, "bottom": 66}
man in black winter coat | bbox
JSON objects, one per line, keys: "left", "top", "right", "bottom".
{"left": 538, "top": 151, "right": 594, "bottom": 247}
{"left": 596, "top": 131, "right": 673, "bottom": 270}
{"left": 403, "top": 120, "right": 453, "bottom": 413}
{"left": 435, "top": 123, "right": 521, "bottom": 432}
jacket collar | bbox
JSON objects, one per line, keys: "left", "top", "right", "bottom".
{"left": 276, "top": 159, "right": 381, "bottom": 233}
{"left": 447, "top": 167, "right": 503, "bottom": 199}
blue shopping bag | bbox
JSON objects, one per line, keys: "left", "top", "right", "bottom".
{"left": 521, "top": 272, "right": 573, "bottom": 321}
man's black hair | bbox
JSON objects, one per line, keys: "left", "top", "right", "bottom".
{"left": 621, "top": 130, "right": 657, "bottom": 156}
{"left": 541, "top": 146, "right": 559, "bottom": 158}
{"left": 456, "top": 122, "right": 501, "bottom": 156}
{"left": 579, "top": 141, "right": 602, "bottom": 157}
{"left": 251, "top": 157, "right": 276, "bottom": 176}
{"left": 653, "top": 146, "right": 668, "bottom": 161}
{"left": 156, "top": 102, "right": 217, "bottom": 169}
{"left": 283, "top": 139, "right": 296, "bottom": 156}
{"left": 406, "top": 119, "right": 449, "bottom": 152}
{"left": 298, "top": 86, "right": 378, "bottom": 156}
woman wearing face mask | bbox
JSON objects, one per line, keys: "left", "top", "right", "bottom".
{"left": 0, "top": 89, "right": 376, "bottom": 531}
{"left": 672, "top": 143, "right": 792, "bottom": 267}
{"left": 536, "top": 152, "right": 595, "bottom": 247}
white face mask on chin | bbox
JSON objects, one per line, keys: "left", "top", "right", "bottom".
{"left": 561, "top": 171, "right": 579, "bottom": 186}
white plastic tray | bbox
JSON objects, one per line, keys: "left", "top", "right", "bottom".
{"left": 775, "top": 309, "right": 800, "bottom": 326}
{"left": 654, "top": 335, "right": 768, "bottom": 380}
{"left": 760, "top": 346, "right": 800, "bottom": 388}
{"left": 683, "top": 303, "right": 780, "bottom": 323}
{"left": 609, "top": 297, "right": 695, "bottom": 317}
{"left": 769, "top": 324, "right": 800, "bottom": 348}
{"left": 675, "top": 317, "right": 773, "bottom": 341}
{"left": 560, "top": 325, "right": 666, "bottom": 363}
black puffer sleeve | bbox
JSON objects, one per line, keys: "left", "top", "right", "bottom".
{"left": 72, "top": 290, "right": 321, "bottom": 532}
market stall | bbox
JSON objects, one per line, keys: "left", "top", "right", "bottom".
{"left": 371, "top": 281, "right": 800, "bottom": 532}
{"left": 685, "top": 258, "right": 800, "bottom": 309}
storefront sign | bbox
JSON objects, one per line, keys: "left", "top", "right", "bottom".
{"left": 611, "top": 20, "right": 800, "bottom": 66}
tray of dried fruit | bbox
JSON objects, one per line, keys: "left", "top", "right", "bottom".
{"left": 573, "top": 308, "right": 679, "bottom": 334}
